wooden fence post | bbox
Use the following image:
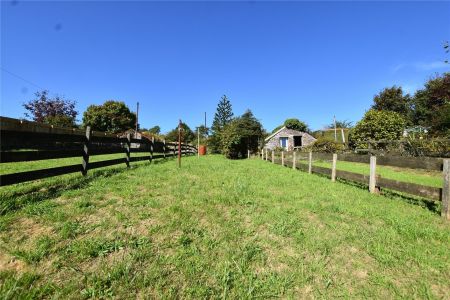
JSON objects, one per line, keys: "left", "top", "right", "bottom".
{"left": 281, "top": 151, "right": 284, "bottom": 166}
{"left": 126, "top": 133, "right": 131, "bottom": 168}
{"left": 308, "top": 151, "right": 312, "bottom": 174}
{"left": 369, "top": 155, "right": 377, "bottom": 193}
{"left": 331, "top": 153, "right": 337, "bottom": 182}
{"left": 442, "top": 159, "right": 450, "bottom": 220}
{"left": 150, "top": 137, "right": 154, "bottom": 162}
{"left": 293, "top": 151, "right": 296, "bottom": 169}
{"left": 81, "top": 126, "right": 91, "bottom": 176}
{"left": 271, "top": 151, "right": 274, "bottom": 163}
{"left": 163, "top": 140, "right": 166, "bottom": 159}
{"left": 248, "top": 149, "right": 250, "bottom": 159}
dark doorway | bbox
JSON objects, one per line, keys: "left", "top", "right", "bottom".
{"left": 293, "top": 136, "right": 302, "bottom": 147}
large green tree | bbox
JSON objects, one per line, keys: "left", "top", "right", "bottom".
{"left": 272, "top": 118, "right": 309, "bottom": 133}
{"left": 82, "top": 100, "right": 136, "bottom": 133}
{"left": 165, "top": 122, "right": 195, "bottom": 143}
{"left": 348, "top": 109, "right": 406, "bottom": 149}
{"left": 221, "top": 110, "right": 263, "bottom": 159}
{"left": 371, "top": 86, "right": 411, "bottom": 117}
{"left": 209, "top": 95, "right": 234, "bottom": 153}
{"left": 410, "top": 73, "right": 450, "bottom": 136}
{"left": 23, "top": 90, "right": 78, "bottom": 127}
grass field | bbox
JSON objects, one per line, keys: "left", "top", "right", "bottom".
{"left": 1, "top": 155, "right": 449, "bottom": 298}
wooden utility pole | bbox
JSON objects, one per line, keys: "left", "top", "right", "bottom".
{"left": 135, "top": 102, "right": 139, "bottom": 134}
{"left": 197, "top": 127, "right": 200, "bottom": 158}
{"left": 178, "top": 119, "right": 182, "bottom": 168}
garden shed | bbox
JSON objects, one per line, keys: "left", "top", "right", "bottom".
{"left": 264, "top": 126, "right": 316, "bottom": 151}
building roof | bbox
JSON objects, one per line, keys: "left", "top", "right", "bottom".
{"left": 265, "top": 126, "right": 308, "bottom": 141}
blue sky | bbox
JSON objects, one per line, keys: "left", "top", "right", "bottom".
{"left": 1, "top": 1, "right": 449, "bottom": 133}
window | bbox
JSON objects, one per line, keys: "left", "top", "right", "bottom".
{"left": 294, "top": 136, "right": 302, "bottom": 147}
{"left": 279, "top": 137, "right": 288, "bottom": 149}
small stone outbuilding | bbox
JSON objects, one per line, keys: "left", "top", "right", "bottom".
{"left": 264, "top": 126, "right": 316, "bottom": 151}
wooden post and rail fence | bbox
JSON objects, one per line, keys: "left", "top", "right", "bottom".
{"left": 0, "top": 117, "right": 197, "bottom": 186}
{"left": 256, "top": 148, "right": 450, "bottom": 220}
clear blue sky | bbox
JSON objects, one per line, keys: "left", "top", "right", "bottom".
{"left": 1, "top": 1, "right": 449, "bottom": 133}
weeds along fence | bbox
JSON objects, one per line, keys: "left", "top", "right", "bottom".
{"left": 258, "top": 149, "right": 450, "bottom": 220}
{"left": 0, "top": 117, "right": 197, "bottom": 186}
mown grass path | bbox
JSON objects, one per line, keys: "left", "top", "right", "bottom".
{"left": 1, "top": 155, "right": 449, "bottom": 298}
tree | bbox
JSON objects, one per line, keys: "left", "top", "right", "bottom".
{"left": 209, "top": 95, "right": 234, "bottom": 153}
{"left": 410, "top": 73, "right": 450, "bottom": 136}
{"left": 148, "top": 126, "right": 161, "bottom": 135}
{"left": 82, "top": 100, "right": 136, "bottom": 133}
{"left": 371, "top": 86, "right": 411, "bottom": 117}
{"left": 23, "top": 90, "right": 78, "bottom": 127}
{"left": 212, "top": 95, "right": 234, "bottom": 132}
{"left": 348, "top": 109, "right": 406, "bottom": 149}
{"left": 221, "top": 110, "right": 263, "bottom": 159}
{"left": 165, "top": 122, "right": 195, "bottom": 143}
{"left": 272, "top": 118, "right": 309, "bottom": 133}
{"left": 326, "top": 119, "right": 353, "bottom": 129}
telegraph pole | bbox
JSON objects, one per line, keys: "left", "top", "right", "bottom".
{"left": 178, "top": 119, "right": 182, "bottom": 168}
{"left": 135, "top": 102, "right": 139, "bottom": 134}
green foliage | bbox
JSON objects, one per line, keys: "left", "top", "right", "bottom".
{"left": 371, "top": 86, "right": 411, "bottom": 116}
{"left": 221, "top": 110, "right": 263, "bottom": 159}
{"left": 82, "top": 100, "right": 136, "bottom": 133}
{"left": 212, "top": 95, "right": 234, "bottom": 132}
{"left": 283, "top": 118, "right": 309, "bottom": 132}
{"left": 272, "top": 118, "right": 309, "bottom": 133}
{"left": 326, "top": 119, "right": 353, "bottom": 129}
{"left": 23, "top": 90, "right": 78, "bottom": 127}
{"left": 165, "top": 122, "right": 195, "bottom": 143}
{"left": 310, "top": 137, "right": 345, "bottom": 153}
{"left": 210, "top": 95, "right": 234, "bottom": 153}
{"left": 410, "top": 73, "right": 450, "bottom": 136}
{"left": 271, "top": 124, "right": 284, "bottom": 133}
{"left": 148, "top": 126, "right": 161, "bottom": 135}
{"left": 349, "top": 110, "right": 406, "bottom": 149}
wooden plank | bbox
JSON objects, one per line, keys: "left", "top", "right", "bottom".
{"left": 337, "top": 153, "right": 370, "bottom": 164}
{"left": 0, "top": 164, "right": 82, "bottom": 186}
{"left": 311, "top": 165, "right": 332, "bottom": 176}
{"left": 312, "top": 152, "right": 333, "bottom": 161}
{"left": 378, "top": 177, "right": 441, "bottom": 201}
{"left": 0, "top": 130, "right": 85, "bottom": 150}
{"left": 377, "top": 155, "right": 442, "bottom": 171}
{"left": 88, "top": 158, "right": 126, "bottom": 170}
{"left": 335, "top": 169, "right": 369, "bottom": 184}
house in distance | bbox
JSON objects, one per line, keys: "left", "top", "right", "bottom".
{"left": 264, "top": 126, "right": 316, "bottom": 151}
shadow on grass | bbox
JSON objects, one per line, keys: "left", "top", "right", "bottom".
{"left": 0, "top": 157, "right": 178, "bottom": 216}
{"left": 335, "top": 177, "right": 441, "bottom": 215}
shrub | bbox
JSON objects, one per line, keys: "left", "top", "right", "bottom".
{"left": 310, "top": 137, "right": 345, "bottom": 153}
{"left": 349, "top": 109, "right": 406, "bottom": 149}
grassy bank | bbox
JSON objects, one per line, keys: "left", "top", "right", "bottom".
{"left": 1, "top": 155, "right": 449, "bottom": 298}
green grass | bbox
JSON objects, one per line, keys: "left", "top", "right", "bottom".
{"left": 0, "top": 155, "right": 449, "bottom": 298}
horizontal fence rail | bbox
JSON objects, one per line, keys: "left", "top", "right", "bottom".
{"left": 257, "top": 149, "right": 450, "bottom": 220}
{"left": 0, "top": 117, "right": 197, "bottom": 186}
